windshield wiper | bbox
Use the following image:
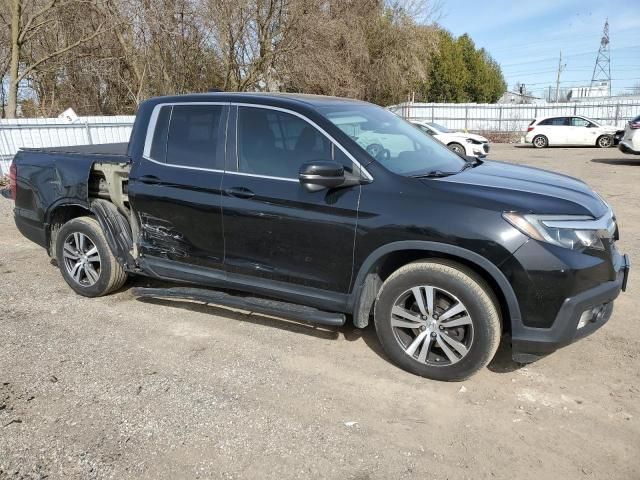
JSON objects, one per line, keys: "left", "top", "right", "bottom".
{"left": 411, "top": 170, "right": 457, "bottom": 178}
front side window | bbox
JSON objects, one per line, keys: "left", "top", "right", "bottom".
{"left": 318, "top": 104, "right": 465, "bottom": 176}
{"left": 571, "top": 117, "right": 591, "bottom": 127}
{"left": 237, "top": 107, "right": 357, "bottom": 179}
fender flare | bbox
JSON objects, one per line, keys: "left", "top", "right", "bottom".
{"left": 349, "top": 241, "right": 522, "bottom": 328}
{"left": 90, "top": 199, "right": 135, "bottom": 270}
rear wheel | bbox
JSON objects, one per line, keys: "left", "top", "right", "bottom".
{"left": 374, "top": 260, "right": 501, "bottom": 381}
{"left": 448, "top": 142, "right": 465, "bottom": 155}
{"left": 55, "top": 216, "right": 127, "bottom": 297}
{"left": 532, "top": 135, "right": 548, "bottom": 148}
{"left": 597, "top": 134, "right": 613, "bottom": 148}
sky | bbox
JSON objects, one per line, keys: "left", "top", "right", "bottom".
{"left": 436, "top": 0, "right": 640, "bottom": 98}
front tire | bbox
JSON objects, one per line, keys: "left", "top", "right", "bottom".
{"left": 532, "top": 135, "right": 548, "bottom": 148}
{"left": 374, "top": 260, "right": 501, "bottom": 381}
{"left": 448, "top": 142, "right": 465, "bottom": 155}
{"left": 597, "top": 135, "right": 613, "bottom": 148}
{"left": 55, "top": 216, "right": 128, "bottom": 297}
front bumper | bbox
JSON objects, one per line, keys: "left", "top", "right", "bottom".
{"left": 511, "top": 253, "right": 630, "bottom": 362}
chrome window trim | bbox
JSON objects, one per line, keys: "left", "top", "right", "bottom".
{"left": 231, "top": 102, "right": 373, "bottom": 182}
{"left": 141, "top": 154, "right": 224, "bottom": 173}
{"left": 141, "top": 100, "right": 373, "bottom": 182}
{"left": 142, "top": 102, "right": 230, "bottom": 167}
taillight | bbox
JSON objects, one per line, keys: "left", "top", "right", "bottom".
{"left": 9, "top": 160, "right": 17, "bottom": 201}
{"left": 630, "top": 120, "right": 640, "bottom": 130}
{"left": 527, "top": 126, "right": 535, "bottom": 132}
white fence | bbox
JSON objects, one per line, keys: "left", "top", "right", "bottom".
{"left": 389, "top": 99, "right": 640, "bottom": 133}
{"left": 0, "top": 116, "right": 134, "bottom": 175}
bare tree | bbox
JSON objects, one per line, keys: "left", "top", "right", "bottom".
{"left": 4, "top": 0, "right": 110, "bottom": 118}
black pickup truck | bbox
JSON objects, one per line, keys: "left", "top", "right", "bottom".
{"left": 9, "top": 93, "right": 630, "bottom": 381}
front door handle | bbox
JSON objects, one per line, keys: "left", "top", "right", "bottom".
{"left": 225, "top": 187, "right": 255, "bottom": 199}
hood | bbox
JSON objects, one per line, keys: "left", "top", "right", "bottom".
{"left": 426, "top": 160, "right": 608, "bottom": 217}
{"left": 453, "top": 132, "right": 488, "bottom": 142}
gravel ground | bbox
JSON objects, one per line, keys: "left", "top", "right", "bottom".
{"left": 1, "top": 144, "right": 638, "bottom": 479}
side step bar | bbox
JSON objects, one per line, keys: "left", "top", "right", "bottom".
{"left": 131, "top": 286, "right": 346, "bottom": 327}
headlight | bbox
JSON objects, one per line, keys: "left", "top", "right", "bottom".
{"left": 503, "top": 212, "right": 616, "bottom": 251}
{"left": 465, "top": 138, "right": 481, "bottom": 144}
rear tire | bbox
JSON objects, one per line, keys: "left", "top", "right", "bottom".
{"left": 597, "top": 134, "right": 613, "bottom": 148}
{"left": 55, "top": 216, "right": 127, "bottom": 297}
{"left": 532, "top": 135, "right": 548, "bottom": 148}
{"left": 374, "top": 260, "right": 501, "bottom": 381}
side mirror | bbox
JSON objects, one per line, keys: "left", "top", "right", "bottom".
{"left": 299, "top": 161, "right": 345, "bottom": 192}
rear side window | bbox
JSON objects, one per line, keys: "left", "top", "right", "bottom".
{"left": 165, "top": 105, "right": 224, "bottom": 169}
{"left": 539, "top": 117, "right": 568, "bottom": 126}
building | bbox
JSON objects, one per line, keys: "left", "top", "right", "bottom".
{"left": 567, "top": 82, "right": 609, "bottom": 101}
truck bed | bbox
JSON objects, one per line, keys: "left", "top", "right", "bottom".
{"left": 21, "top": 142, "right": 129, "bottom": 156}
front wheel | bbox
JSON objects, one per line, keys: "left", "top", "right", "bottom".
{"left": 55, "top": 216, "right": 128, "bottom": 297}
{"left": 374, "top": 260, "right": 501, "bottom": 381}
{"left": 597, "top": 135, "right": 613, "bottom": 148}
{"left": 447, "top": 142, "right": 465, "bottom": 155}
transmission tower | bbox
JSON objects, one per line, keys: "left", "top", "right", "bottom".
{"left": 590, "top": 19, "right": 611, "bottom": 96}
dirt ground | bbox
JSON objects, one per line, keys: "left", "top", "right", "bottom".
{"left": 1, "top": 144, "right": 638, "bottom": 479}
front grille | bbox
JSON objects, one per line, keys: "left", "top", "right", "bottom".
{"left": 483, "top": 143, "right": 490, "bottom": 153}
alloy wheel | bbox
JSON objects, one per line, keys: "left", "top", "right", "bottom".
{"left": 533, "top": 136, "right": 546, "bottom": 148}
{"left": 598, "top": 136, "right": 612, "bottom": 148}
{"left": 391, "top": 286, "right": 474, "bottom": 366}
{"left": 62, "top": 232, "right": 102, "bottom": 286}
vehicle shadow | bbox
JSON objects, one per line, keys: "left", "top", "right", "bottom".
{"left": 487, "top": 336, "right": 527, "bottom": 374}
{"left": 591, "top": 158, "right": 640, "bottom": 166}
{"left": 126, "top": 276, "right": 526, "bottom": 374}
{"left": 136, "top": 296, "right": 343, "bottom": 340}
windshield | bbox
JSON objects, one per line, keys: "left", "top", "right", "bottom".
{"left": 318, "top": 104, "right": 466, "bottom": 176}
{"left": 428, "top": 122, "right": 453, "bottom": 133}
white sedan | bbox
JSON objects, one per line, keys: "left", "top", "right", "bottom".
{"left": 525, "top": 115, "right": 619, "bottom": 148}
{"left": 619, "top": 115, "right": 640, "bottom": 155}
{"left": 411, "top": 121, "right": 490, "bottom": 157}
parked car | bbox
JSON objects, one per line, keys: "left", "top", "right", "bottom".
{"left": 9, "top": 93, "right": 630, "bottom": 381}
{"left": 411, "top": 120, "right": 490, "bottom": 157}
{"left": 619, "top": 115, "right": 640, "bottom": 155}
{"left": 525, "top": 115, "right": 621, "bottom": 148}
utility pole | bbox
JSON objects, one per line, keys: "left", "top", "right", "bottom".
{"left": 591, "top": 19, "right": 611, "bottom": 96}
{"left": 555, "top": 51, "right": 566, "bottom": 103}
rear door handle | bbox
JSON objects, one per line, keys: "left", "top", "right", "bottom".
{"left": 225, "top": 187, "right": 255, "bottom": 199}
{"left": 140, "top": 175, "right": 161, "bottom": 185}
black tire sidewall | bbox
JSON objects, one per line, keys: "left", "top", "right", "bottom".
{"left": 533, "top": 135, "right": 547, "bottom": 148}
{"left": 55, "top": 217, "right": 116, "bottom": 297}
{"left": 448, "top": 143, "right": 464, "bottom": 154}
{"left": 597, "top": 135, "right": 612, "bottom": 148}
{"left": 374, "top": 265, "right": 499, "bottom": 381}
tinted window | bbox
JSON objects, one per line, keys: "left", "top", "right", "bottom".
{"left": 539, "top": 117, "right": 568, "bottom": 126}
{"left": 416, "top": 124, "right": 435, "bottom": 136}
{"left": 237, "top": 107, "right": 357, "bottom": 178}
{"left": 149, "top": 106, "right": 171, "bottom": 162}
{"left": 165, "top": 105, "right": 224, "bottom": 169}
